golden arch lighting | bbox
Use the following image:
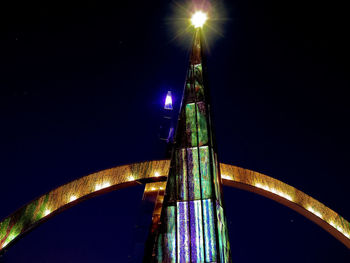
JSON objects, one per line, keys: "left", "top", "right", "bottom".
{"left": 0, "top": 161, "right": 350, "bottom": 254}
{"left": 43, "top": 209, "right": 51, "bottom": 217}
{"left": 255, "top": 182, "right": 293, "bottom": 202}
{"left": 307, "top": 206, "right": 323, "bottom": 219}
{"left": 191, "top": 11, "right": 207, "bottom": 28}
{"left": 95, "top": 182, "right": 111, "bottom": 191}
{"left": 69, "top": 195, "right": 77, "bottom": 202}
{"left": 127, "top": 175, "right": 135, "bottom": 181}
{"left": 221, "top": 174, "right": 232, "bottom": 180}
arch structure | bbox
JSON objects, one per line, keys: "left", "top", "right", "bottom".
{"left": 219, "top": 164, "right": 350, "bottom": 248}
{"left": 0, "top": 161, "right": 349, "bottom": 254}
{"left": 0, "top": 160, "right": 170, "bottom": 253}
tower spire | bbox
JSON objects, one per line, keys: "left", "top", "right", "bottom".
{"left": 147, "top": 20, "right": 231, "bottom": 263}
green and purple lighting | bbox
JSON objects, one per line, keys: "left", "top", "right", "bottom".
{"left": 150, "top": 10, "right": 231, "bottom": 262}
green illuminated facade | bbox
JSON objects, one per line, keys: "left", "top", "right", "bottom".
{"left": 149, "top": 28, "right": 232, "bottom": 263}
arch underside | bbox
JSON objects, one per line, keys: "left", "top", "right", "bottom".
{"left": 0, "top": 160, "right": 349, "bottom": 253}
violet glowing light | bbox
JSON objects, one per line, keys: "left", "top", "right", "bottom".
{"left": 164, "top": 91, "right": 173, "bottom": 110}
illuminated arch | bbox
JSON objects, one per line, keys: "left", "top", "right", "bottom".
{"left": 0, "top": 161, "right": 349, "bottom": 253}
{"left": 0, "top": 160, "right": 170, "bottom": 252}
{"left": 220, "top": 163, "right": 350, "bottom": 249}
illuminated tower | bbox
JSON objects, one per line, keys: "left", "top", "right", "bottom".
{"left": 147, "top": 11, "right": 232, "bottom": 263}
{"left": 1, "top": 8, "right": 350, "bottom": 263}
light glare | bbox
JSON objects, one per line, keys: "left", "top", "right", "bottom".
{"left": 191, "top": 11, "right": 207, "bottom": 28}
{"left": 44, "top": 209, "right": 51, "bottom": 217}
{"left": 102, "top": 182, "right": 111, "bottom": 188}
{"left": 95, "top": 182, "right": 110, "bottom": 191}
{"left": 221, "top": 174, "right": 231, "bottom": 180}
{"left": 128, "top": 175, "right": 135, "bottom": 181}
{"left": 307, "top": 206, "right": 323, "bottom": 219}
{"left": 255, "top": 183, "right": 293, "bottom": 201}
{"left": 2, "top": 241, "right": 9, "bottom": 248}
{"left": 164, "top": 91, "right": 173, "bottom": 110}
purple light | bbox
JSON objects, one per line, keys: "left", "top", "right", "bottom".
{"left": 164, "top": 91, "right": 173, "bottom": 110}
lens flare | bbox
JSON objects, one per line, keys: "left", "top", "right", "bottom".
{"left": 191, "top": 11, "right": 207, "bottom": 28}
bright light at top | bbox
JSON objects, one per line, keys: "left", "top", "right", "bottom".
{"left": 191, "top": 11, "right": 207, "bottom": 28}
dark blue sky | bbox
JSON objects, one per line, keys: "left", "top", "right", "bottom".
{"left": 1, "top": 0, "right": 349, "bottom": 262}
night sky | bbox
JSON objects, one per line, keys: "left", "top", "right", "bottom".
{"left": 1, "top": 0, "right": 349, "bottom": 262}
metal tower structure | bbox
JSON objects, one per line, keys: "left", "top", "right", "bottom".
{"left": 145, "top": 26, "right": 231, "bottom": 262}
